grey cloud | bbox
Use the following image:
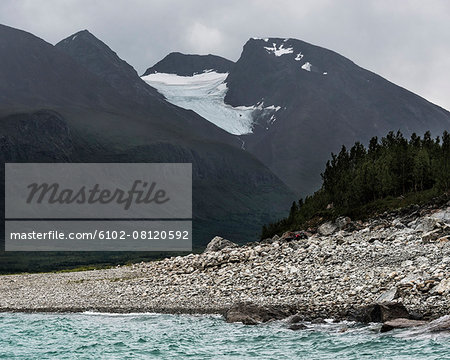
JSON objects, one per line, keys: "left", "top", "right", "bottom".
{"left": 0, "top": 0, "right": 449, "bottom": 110}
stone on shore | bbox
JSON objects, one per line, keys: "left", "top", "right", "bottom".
{"left": 431, "top": 278, "right": 450, "bottom": 295}
{"left": 336, "top": 216, "right": 352, "bottom": 230}
{"left": 204, "top": 236, "right": 238, "bottom": 253}
{"left": 318, "top": 222, "right": 337, "bottom": 236}
{"left": 350, "top": 303, "right": 410, "bottom": 323}
{"left": 376, "top": 287, "right": 398, "bottom": 303}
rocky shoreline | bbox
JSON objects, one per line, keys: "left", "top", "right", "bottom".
{"left": 0, "top": 201, "right": 449, "bottom": 330}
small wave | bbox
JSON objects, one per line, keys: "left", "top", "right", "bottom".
{"left": 80, "top": 311, "right": 223, "bottom": 320}
{"left": 81, "top": 311, "right": 160, "bottom": 317}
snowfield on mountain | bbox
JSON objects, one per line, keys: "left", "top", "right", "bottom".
{"left": 142, "top": 71, "right": 281, "bottom": 135}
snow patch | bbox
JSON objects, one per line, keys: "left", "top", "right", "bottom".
{"left": 264, "top": 43, "right": 294, "bottom": 56}
{"left": 72, "top": 35, "right": 78, "bottom": 41}
{"left": 323, "top": 72, "right": 328, "bottom": 75}
{"left": 301, "top": 62, "right": 312, "bottom": 72}
{"left": 193, "top": 68, "right": 214, "bottom": 75}
{"left": 294, "top": 53, "right": 304, "bottom": 61}
{"left": 265, "top": 105, "right": 281, "bottom": 111}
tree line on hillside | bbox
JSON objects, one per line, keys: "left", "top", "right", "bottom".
{"left": 261, "top": 130, "right": 450, "bottom": 239}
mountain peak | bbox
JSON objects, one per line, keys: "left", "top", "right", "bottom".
{"left": 0, "top": 23, "right": 125, "bottom": 109}
{"left": 243, "top": 36, "right": 347, "bottom": 66}
{"left": 56, "top": 30, "right": 163, "bottom": 102}
{"left": 58, "top": 29, "right": 102, "bottom": 45}
{"left": 249, "top": 36, "right": 291, "bottom": 41}
{"left": 247, "top": 37, "right": 307, "bottom": 49}
{"left": 56, "top": 29, "right": 117, "bottom": 57}
{"left": 143, "top": 52, "right": 234, "bottom": 76}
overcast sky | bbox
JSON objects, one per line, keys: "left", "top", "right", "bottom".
{"left": 1, "top": 0, "right": 449, "bottom": 110}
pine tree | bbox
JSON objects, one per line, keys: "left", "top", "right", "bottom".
{"left": 288, "top": 201, "right": 298, "bottom": 222}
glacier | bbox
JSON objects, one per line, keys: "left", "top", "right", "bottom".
{"left": 142, "top": 71, "right": 257, "bottom": 135}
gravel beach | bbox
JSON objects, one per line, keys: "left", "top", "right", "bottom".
{"left": 1, "top": 204, "right": 449, "bottom": 320}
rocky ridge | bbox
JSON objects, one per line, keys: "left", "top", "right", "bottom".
{"left": 0, "top": 201, "right": 449, "bottom": 330}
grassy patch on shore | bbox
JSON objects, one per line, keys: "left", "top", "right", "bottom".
{"left": 0, "top": 251, "right": 189, "bottom": 275}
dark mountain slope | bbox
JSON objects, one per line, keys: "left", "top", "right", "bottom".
{"left": 0, "top": 110, "right": 73, "bottom": 163}
{"left": 0, "top": 24, "right": 130, "bottom": 112}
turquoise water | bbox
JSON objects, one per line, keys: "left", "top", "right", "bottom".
{"left": 0, "top": 312, "right": 449, "bottom": 359}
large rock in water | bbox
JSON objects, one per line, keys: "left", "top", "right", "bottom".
{"left": 382, "top": 315, "right": 450, "bottom": 334}
{"left": 204, "top": 236, "right": 238, "bottom": 253}
{"left": 289, "top": 323, "right": 308, "bottom": 331}
{"left": 225, "top": 303, "right": 293, "bottom": 325}
{"left": 426, "top": 315, "right": 450, "bottom": 332}
{"left": 349, "top": 303, "right": 410, "bottom": 323}
{"left": 380, "top": 318, "right": 428, "bottom": 332}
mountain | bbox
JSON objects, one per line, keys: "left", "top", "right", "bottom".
{"left": 0, "top": 110, "right": 73, "bottom": 163}
{"left": 56, "top": 30, "right": 163, "bottom": 103}
{"left": 146, "top": 37, "right": 450, "bottom": 195}
{"left": 0, "top": 24, "right": 130, "bottom": 113}
{"left": 143, "top": 52, "right": 233, "bottom": 76}
{"left": 0, "top": 25, "right": 295, "bottom": 272}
